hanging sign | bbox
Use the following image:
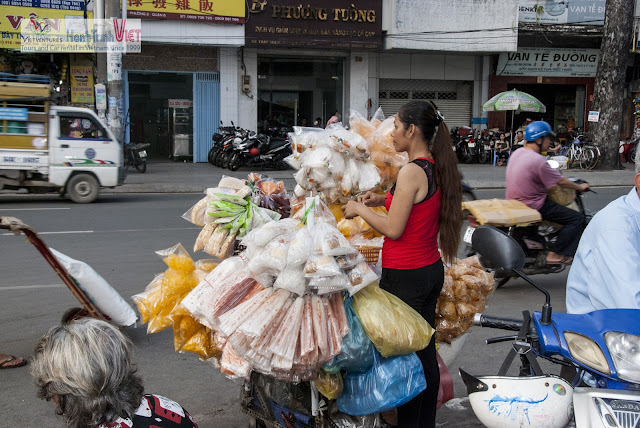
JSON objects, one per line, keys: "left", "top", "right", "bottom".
{"left": 70, "top": 66, "right": 94, "bottom": 103}
{"left": 126, "top": 0, "right": 245, "bottom": 23}
{"left": 496, "top": 48, "right": 599, "bottom": 77}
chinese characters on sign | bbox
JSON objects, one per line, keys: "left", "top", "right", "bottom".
{"left": 245, "top": 0, "right": 382, "bottom": 49}
{"left": 126, "top": 0, "right": 245, "bottom": 23}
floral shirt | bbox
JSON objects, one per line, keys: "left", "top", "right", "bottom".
{"left": 98, "top": 394, "right": 198, "bottom": 428}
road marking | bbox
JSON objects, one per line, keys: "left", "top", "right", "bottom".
{"left": 0, "top": 208, "right": 71, "bottom": 211}
{"left": 1, "top": 230, "right": 94, "bottom": 236}
{"left": 2, "top": 227, "right": 197, "bottom": 236}
{"left": 0, "top": 284, "right": 65, "bottom": 291}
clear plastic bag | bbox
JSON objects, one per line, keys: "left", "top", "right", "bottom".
{"left": 216, "top": 287, "right": 274, "bottom": 337}
{"left": 357, "top": 162, "right": 381, "bottom": 192}
{"left": 182, "top": 195, "right": 209, "bottom": 226}
{"left": 323, "top": 296, "right": 374, "bottom": 374}
{"left": 273, "top": 265, "right": 307, "bottom": 296}
{"left": 315, "top": 371, "right": 344, "bottom": 400}
{"left": 238, "top": 289, "right": 292, "bottom": 338}
{"left": 352, "top": 283, "right": 435, "bottom": 357}
{"left": 286, "top": 226, "right": 315, "bottom": 267}
{"left": 220, "top": 342, "right": 252, "bottom": 379}
{"left": 349, "top": 109, "right": 376, "bottom": 141}
{"left": 309, "top": 273, "right": 351, "bottom": 293}
{"left": 304, "top": 255, "right": 342, "bottom": 277}
{"left": 337, "top": 349, "right": 426, "bottom": 416}
{"left": 317, "top": 222, "right": 357, "bottom": 257}
{"left": 347, "top": 261, "right": 379, "bottom": 296}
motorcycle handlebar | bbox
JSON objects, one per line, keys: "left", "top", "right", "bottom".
{"left": 474, "top": 313, "right": 524, "bottom": 331}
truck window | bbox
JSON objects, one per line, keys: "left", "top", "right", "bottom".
{"left": 59, "top": 116, "right": 106, "bottom": 139}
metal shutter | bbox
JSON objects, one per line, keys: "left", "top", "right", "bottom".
{"left": 378, "top": 79, "right": 472, "bottom": 128}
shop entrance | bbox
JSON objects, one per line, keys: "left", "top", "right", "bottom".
{"left": 507, "top": 84, "right": 586, "bottom": 134}
{"left": 257, "top": 58, "right": 344, "bottom": 131}
{"left": 127, "top": 72, "right": 193, "bottom": 159}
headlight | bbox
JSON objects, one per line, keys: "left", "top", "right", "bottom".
{"left": 605, "top": 332, "right": 640, "bottom": 383}
{"left": 564, "top": 332, "right": 610, "bottom": 375}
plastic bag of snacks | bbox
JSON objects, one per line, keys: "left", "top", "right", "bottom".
{"left": 247, "top": 173, "right": 291, "bottom": 219}
{"left": 132, "top": 243, "right": 199, "bottom": 334}
{"left": 337, "top": 348, "right": 426, "bottom": 416}
{"left": 286, "top": 125, "right": 381, "bottom": 204}
{"left": 323, "top": 296, "right": 374, "bottom": 374}
{"left": 315, "top": 371, "right": 344, "bottom": 400}
{"left": 436, "top": 255, "right": 495, "bottom": 344}
{"left": 349, "top": 109, "right": 408, "bottom": 192}
{"left": 352, "top": 283, "right": 434, "bottom": 357}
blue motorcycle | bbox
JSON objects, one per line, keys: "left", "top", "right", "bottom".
{"left": 460, "top": 226, "right": 640, "bottom": 428}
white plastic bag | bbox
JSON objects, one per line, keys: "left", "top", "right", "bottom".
{"left": 50, "top": 248, "right": 137, "bottom": 326}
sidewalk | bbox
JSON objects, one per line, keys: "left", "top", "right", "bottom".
{"left": 110, "top": 160, "right": 637, "bottom": 194}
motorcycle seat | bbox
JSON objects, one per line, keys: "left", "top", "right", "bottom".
{"left": 268, "top": 139, "right": 290, "bottom": 150}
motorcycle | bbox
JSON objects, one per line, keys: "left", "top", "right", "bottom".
{"left": 124, "top": 142, "right": 149, "bottom": 173}
{"left": 476, "top": 130, "right": 495, "bottom": 164}
{"left": 459, "top": 165, "right": 593, "bottom": 287}
{"left": 460, "top": 225, "right": 640, "bottom": 428}
{"left": 215, "top": 126, "right": 250, "bottom": 169}
{"left": 208, "top": 121, "right": 235, "bottom": 165}
{"left": 228, "top": 134, "right": 292, "bottom": 171}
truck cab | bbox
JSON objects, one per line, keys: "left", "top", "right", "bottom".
{"left": 0, "top": 73, "right": 125, "bottom": 203}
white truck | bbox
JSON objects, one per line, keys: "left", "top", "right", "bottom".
{"left": 0, "top": 74, "right": 125, "bottom": 203}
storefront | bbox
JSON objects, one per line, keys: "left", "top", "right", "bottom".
{"left": 122, "top": 44, "right": 220, "bottom": 162}
{"left": 245, "top": 0, "right": 382, "bottom": 129}
{"left": 488, "top": 48, "right": 598, "bottom": 134}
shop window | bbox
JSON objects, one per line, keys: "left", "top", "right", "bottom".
{"left": 412, "top": 91, "right": 435, "bottom": 100}
{"left": 437, "top": 92, "right": 457, "bottom": 100}
{"left": 389, "top": 91, "right": 409, "bottom": 99}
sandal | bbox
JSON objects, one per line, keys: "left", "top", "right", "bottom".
{"left": 546, "top": 256, "right": 573, "bottom": 266}
{"left": 0, "top": 355, "right": 27, "bottom": 369}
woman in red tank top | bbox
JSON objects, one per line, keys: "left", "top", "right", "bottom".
{"left": 343, "top": 101, "right": 462, "bottom": 428}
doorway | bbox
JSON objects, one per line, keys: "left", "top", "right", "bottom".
{"left": 127, "top": 72, "right": 193, "bottom": 159}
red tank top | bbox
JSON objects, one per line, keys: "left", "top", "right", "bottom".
{"left": 382, "top": 157, "right": 441, "bottom": 269}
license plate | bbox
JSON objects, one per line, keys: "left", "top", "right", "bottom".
{"left": 139, "top": 150, "right": 147, "bottom": 158}
{"left": 463, "top": 226, "right": 475, "bottom": 244}
{"left": 467, "top": 142, "right": 476, "bottom": 148}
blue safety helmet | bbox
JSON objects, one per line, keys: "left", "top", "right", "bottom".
{"left": 525, "top": 121, "right": 556, "bottom": 142}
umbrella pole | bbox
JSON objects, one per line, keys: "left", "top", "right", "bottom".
{"left": 511, "top": 111, "right": 515, "bottom": 146}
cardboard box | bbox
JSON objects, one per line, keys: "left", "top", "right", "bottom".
{"left": 462, "top": 199, "right": 541, "bottom": 227}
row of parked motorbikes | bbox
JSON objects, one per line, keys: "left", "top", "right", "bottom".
{"left": 451, "top": 126, "right": 504, "bottom": 164}
{"left": 208, "top": 122, "right": 293, "bottom": 171}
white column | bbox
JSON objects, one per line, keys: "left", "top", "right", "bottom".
{"left": 219, "top": 47, "right": 239, "bottom": 126}
{"left": 238, "top": 48, "right": 258, "bottom": 132}
{"left": 481, "top": 55, "right": 490, "bottom": 129}
{"left": 348, "top": 52, "right": 369, "bottom": 118}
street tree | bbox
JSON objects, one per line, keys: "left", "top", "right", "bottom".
{"left": 590, "top": 0, "right": 635, "bottom": 170}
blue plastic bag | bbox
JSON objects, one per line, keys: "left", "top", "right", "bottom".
{"left": 323, "top": 296, "right": 374, "bottom": 374}
{"left": 337, "top": 348, "right": 427, "bottom": 416}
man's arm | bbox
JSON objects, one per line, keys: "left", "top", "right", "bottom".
{"left": 557, "top": 177, "right": 589, "bottom": 192}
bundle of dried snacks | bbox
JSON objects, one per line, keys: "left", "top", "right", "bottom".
{"left": 435, "top": 256, "right": 495, "bottom": 344}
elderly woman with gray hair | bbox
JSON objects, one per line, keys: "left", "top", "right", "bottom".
{"left": 30, "top": 318, "right": 199, "bottom": 428}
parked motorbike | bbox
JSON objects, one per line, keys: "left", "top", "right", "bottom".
{"left": 124, "top": 142, "right": 149, "bottom": 173}
{"left": 215, "top": 125, "right": 249, "bottom": 169}
{"left": 208, "top": 121, "right": 235, "bottom": 165}
{"left": 228, "top": 133, "right": 292, "bottom": 171}
{"left": 476, "top": 130, "right": 494, "bottom": 164}
{"left": 460, "top": 225, "right": 640, "bottom": 428}
{"left": 459, "top": 164, "right": 593, "bottom": 287}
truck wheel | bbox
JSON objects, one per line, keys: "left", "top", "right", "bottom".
{"left": 66, "top": 174, "right": 99, "bottom": 203}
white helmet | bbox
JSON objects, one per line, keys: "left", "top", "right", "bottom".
{"left": 460, "top": 370, "right": 574, "bottom": 428}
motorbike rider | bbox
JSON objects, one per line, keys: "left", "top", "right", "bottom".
{"left": 566, "top": 154, "right": 640, "bottom": 313}
{"left": 505, "top": 121, "right": 589, "bottom": 265}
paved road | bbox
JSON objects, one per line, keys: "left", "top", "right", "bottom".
{"left": 0, "top": 187, "right": 630, "bottom": 427}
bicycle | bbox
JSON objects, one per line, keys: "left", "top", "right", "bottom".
{"left": 565, "top": 136, "right": 600, "bottom": 170}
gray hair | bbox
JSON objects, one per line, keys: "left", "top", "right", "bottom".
{"left": 30, "top": 318, "right": 144, "bottom": 428}
{"left": 636, "top": 149, "right": 640, "bottom": 174}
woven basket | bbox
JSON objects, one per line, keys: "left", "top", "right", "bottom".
{"left": 355, "top": 246, "right": 381, "bottom": 265}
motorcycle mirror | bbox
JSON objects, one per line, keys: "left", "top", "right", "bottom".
{"left": 472, "top": 226, "right": 553, "bottom": 325}
{"left": 547, "top": 159, "right": 560, "bottom": 169}
{"left": 471, "top": 226, "right": 525, "bottom": 271}
{"left": 231, "top": 121, "right": 235, "bottom": 126}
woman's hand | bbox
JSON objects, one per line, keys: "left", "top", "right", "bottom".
{"left": 342, "top": 200, "right": 363, "bottom": 219}
{"left": 357, "top": 191, "right": 383, "bottom": 207}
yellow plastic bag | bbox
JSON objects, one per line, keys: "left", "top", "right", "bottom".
{"left": 315, "top": 371, "right": 344, "bottom": 400}
{"left": 172, "top": 314, "right": 201, "bottom": 351}
{"left": 132, "top": 274, "right": 165, "bottom": 323}
{"left": 352, "top": 283, "right": 434, "bottom": 357}
{"left": 180, "top": 326, "right": 220, "bottom": 360}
